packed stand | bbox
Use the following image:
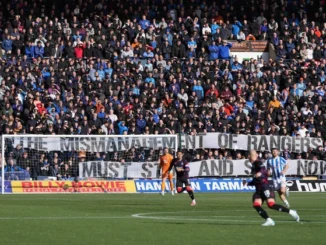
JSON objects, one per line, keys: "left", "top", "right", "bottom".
{"left": 0, "top": 0, "right": 325, "bottom": 176}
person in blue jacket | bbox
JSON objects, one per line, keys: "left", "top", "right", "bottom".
{"left": 25, "top": 42, "right": 35, "bottom": 58}
{"left": 118, "top": 121, "right": 128, "bottom": 135}
{"left": 5, "top": 158, "right": 24, "bottom": 180}
{"left": 34, "top": 41, "right": 44, "bottom": 58}
{"left": 211, "top": 20, "right": 220, "bottom": 38}
{"left": 2, "top": 35, "right": 13, "bottom": 55}
{"left": 232, "top": 20, "right": 242, "bottom": 38}
{"left": 219, "top": 40, "right": 233, "bottom": 59}
{"left": 97, "top": 107, "right": 106, "bottom": 119}
{"left": 139, "top": 15, "right": 150, "bottom": 30}
{"left": 136, "top": 114, "right": 146, "bottom": 133}
{"left": 145, "top": 72, "right": 156, "bottom": 86}
{"left": 192, "top": 81, "right": 204, "bottom": 101}
{"left": 208, "top": 41, "right": 219, "bottom": 60}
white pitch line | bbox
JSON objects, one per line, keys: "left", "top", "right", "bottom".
{"left": 0, "top": 216, "right": 130, "bottom": 220}
{"left": 157, "top": 215, "right": 326, "bottom": 218}
{"left": 131, "top": 211, "right": 326, "bottom": 224}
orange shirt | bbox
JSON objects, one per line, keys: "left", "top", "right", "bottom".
{"left": 268, "top": 100, "right": 281, "bottom": 109}
{"left": 160, "top": 153, "right": 173, "bottom": 173}
{"left": 131, "top": 42, "right": 140, "bottom": 49}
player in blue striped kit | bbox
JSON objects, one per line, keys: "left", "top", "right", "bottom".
{"left": 267, "top": 148, "right": 290, "bottom": 208}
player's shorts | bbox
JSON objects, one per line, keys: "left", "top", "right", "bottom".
{"left": 273, "top": 176, "right": 287, "bottom": 190}
{"left": 162, "top": 172, "right": 173, "bottom": 179}
{"left": 252, "top": 188, "right": 275, "bottom": 202}
{"left": 176, "top": 177, "right": 191, "bottom": 188}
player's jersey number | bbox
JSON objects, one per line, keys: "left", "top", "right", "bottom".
{"left": 264, "top": 190, "right": 271, "bottom": 198}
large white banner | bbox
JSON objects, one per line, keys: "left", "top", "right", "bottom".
{"left": 12, "top": 136, "right": 176, "bottom": 152}
{"left": 188, "top": 159, "right": 326, "bottom": 177}
{"left": 79, "top": 159, "right": 326, "bottom": 178}
{"left": 79, "top": 161, "right": 125, "bottom": 178}
{"left": 11, "top": 133, "right": 323, "bottom": 153}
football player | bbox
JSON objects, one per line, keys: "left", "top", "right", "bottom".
{"left": 243, "top": 150, "right": 299, "bottom": 226}
{"left": 159, "top": 148, "right": 175, "bottom": 195}
{"left": 267, "top": 148, "right": 290, "bottom": 207}
{"left": 169, "top": 151, "right": 196, "bottom": 206}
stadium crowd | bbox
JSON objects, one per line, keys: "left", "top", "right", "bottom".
{"left": 0, "top": 0, "right": 326, "bottom": 168}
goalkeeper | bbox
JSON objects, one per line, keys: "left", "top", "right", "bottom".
{"left": 159, "top": 148, "right": 175, "bottom": 196}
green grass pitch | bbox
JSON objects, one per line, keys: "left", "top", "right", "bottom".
{"left": 0, "top": 193, "right": 325, "bottom": 245}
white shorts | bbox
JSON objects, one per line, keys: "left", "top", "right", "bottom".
{"left": 273, "top": 176, "right": 286, "bottom": 190}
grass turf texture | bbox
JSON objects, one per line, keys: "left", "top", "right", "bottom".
{"left": 0, "top": 193, "right": 325, "bottom": 245}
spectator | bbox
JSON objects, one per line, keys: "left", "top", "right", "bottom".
{"left": 74, "top": 42, "right": 85, "bottom": 58}
{"left": 268, "top": 96, "right": 282, "bottom": 110}
{"left": 296, "top": 77, "right": 307, "bottom": 97}
{"left": 118, "top": 121, "right": 128, "bottom": 135}
{"left": 218, "top": 40, "right": 232, "bottom": 60}
{"left": 143, "top": 49, "right": 154, "bottom": 58}
{"left": 192, "top": 81, "right": 204, "bottom": 101}
{"left": 0, "top": 0, "right": 325, "bottom": 168}
{"left": 276, "top": 44, "right": 287, "bottom": 60}
{"left": 4, "top": 158, "right": 24, "bottom": 180}
{"left": 136, "top": 115, "right": 146, "bottom": 134}
{"left": 2, "top": 35, "right": 13, "bottom": 55}
{"left": 172, "top": 40, "right": 186, "bottom": 58}
{"left": 237, "top": 31, "right": 246, "bottom": 41}
{"left": 208, "top": 41, "right": 219, "bottom": 61}
{"left": 139, "top": 15, "right": 150, "bottom": 30}
{"left": 231, "top": 19, "right": 242, "bottom": 39}
{"left": 34, "top": 41, "right": 44, "bottom": 58}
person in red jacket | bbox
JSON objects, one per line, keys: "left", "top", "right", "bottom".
{"left": 74, "top": 43, "right": 85, "bottom": 58}
{"left": 205, "top": 84, "right": 219, "bottom": 98}
{"left": 220, "top": 86, "right": 233, "bottom": 101}
{"left": 124, "top": 101, "right": 134, "bottom": 114}
{"left": 222, "top": 102, "right": 234, "bottom": 116}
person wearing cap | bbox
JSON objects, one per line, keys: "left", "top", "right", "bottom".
{"left": 267, "top": 148, "right": 290, "bottom": 208}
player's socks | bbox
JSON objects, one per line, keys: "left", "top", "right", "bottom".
{"left": 286, "top": 187, "right": 290, "bottom": 197}
{"left": 269, "top": 203, "right": 289, "bottom": 213}
{"left": 253, "top": 206, "right": 269, "bottom": 219}
{"left": 160, "top": 191, "right": 165, "bottom": 196}
{"left": 161, "top": 180, "right": 166, "bottom": 193}
{"left": 187, "top": 190, "right": 195, "bottom": 200}
{"left": 169, "top": 182, "right": 174, "bottom": 194}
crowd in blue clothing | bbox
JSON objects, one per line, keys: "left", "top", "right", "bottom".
{"left": 0, "top": 0, "right": 325, "bottom": 169}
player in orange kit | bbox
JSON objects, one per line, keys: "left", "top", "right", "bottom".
{"left": 159, "top": 148, "right": 175, "bottom": 196}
